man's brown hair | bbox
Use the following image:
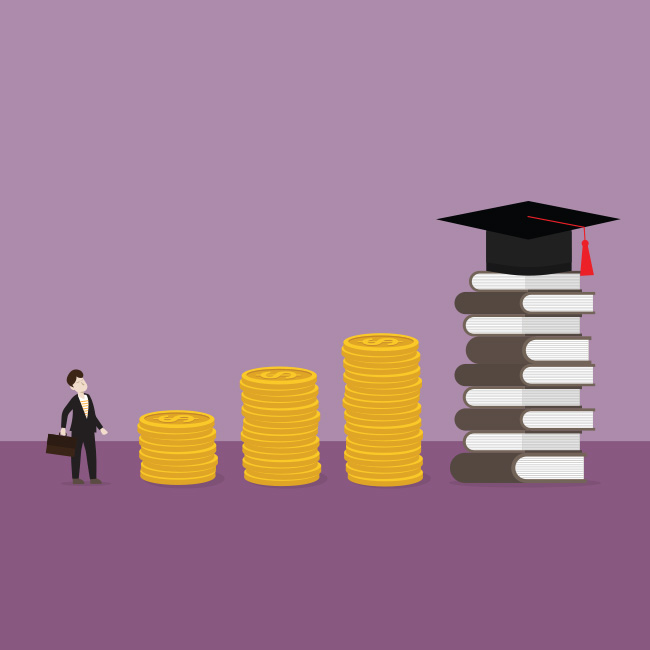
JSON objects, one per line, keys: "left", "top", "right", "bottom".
{"left": 67, "top": 369, "right": 84, "bottom": 387}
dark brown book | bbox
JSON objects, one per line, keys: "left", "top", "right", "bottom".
{"left": 450, "top": 452, "right": 586, "bottom": 483}
{"left": 451, "top": 452, "right": 520, "bottom": 482}
{"left": 454, "top": 291, "right": 594, "bottom": 315}
{"left": 455, "top": 363, "right": 594, "bottom": 387}
{"left": 455, "top": 408, "right": 594, "bottom": 431}
{"left": 466, "top": 336, "right": 591, "bottom": 364}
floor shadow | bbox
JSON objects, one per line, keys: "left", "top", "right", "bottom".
{"left": 448, "top": 479, "right": 601, "bottom": 488}
{"left": 60, "top": 481, "right": 113, "bottom": 486}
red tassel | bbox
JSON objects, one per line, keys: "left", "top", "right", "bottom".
{"left": 580, "top": 239, "right": 593, "bottom": 276}
{"left": 528, "top": 216, "right": 595, "bottom": 276}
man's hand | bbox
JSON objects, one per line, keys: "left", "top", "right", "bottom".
{"left": 100, "top": 428, "right": 108, "bottom": 436}
{"left": 60, "top": 428, "right": 66, "bottom": 436}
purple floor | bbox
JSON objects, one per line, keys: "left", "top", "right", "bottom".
{"left": 2, "top": 441, "right": 647, "bottom": 649}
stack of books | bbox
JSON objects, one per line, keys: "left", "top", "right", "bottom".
{"left": 449, "top": 271, "right": 594, "bottom": 482}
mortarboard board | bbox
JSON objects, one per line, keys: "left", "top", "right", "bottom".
{"left": 438, "top": 201, "right": 618, "bottom": 276}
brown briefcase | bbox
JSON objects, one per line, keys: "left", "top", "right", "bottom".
{"left": 46, "top": 433, "right": 77, "bottom": 457}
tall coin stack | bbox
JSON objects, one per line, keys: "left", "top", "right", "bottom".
{"left": 138, "top": 410, "right": 218, "bottom": 485}
{"left": 241, "top": 367, "right": 321, "bottom": 486}
{"left": 343, "top": 334, "right": 423, "bottom": 486}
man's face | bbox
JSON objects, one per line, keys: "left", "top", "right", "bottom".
{"left": 71, "top": 376, "right": 87, "bottom": 392}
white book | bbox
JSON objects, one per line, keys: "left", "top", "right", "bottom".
{"left": 464, "top": 388, "right": 581, "bottom": 407}
{"left": 515, "top": 455, "right": 585, "bottom": 481}
{"left": 464, "top": 432, "right": 582, "bottom": 452}
{"left": 522, "top": 409, "right": 594, "bottom": 430}
{"left": 521, "top": 293, "right": 594, "bottom": 313}
{"left": 464, "top": 316, "right": 581, "bottom": 335}
{"left": 522, "top": 366, "right": 594, "bottom": 385}
{"left": 470, "top": 271, "right": 581, "bottom": 292}
{"left": 526, "top": 338, "right": 590, "bottom": 361}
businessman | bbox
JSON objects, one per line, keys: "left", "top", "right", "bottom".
{"left": 60, "top": 369, "right": 108, "bottom": 484}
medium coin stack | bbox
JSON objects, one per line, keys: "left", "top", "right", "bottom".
{"left": 343, "top": 334, "right": 423, "bottom": 486}
{"left": 241, "top": 367, "right": 321, "bottom": 486}
{"left": 138, "top": 410, "right": 217, "bottom": 485}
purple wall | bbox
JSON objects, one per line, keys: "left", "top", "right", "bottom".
{"left": 1, "top": 1, "right": 645, "bottom": 440}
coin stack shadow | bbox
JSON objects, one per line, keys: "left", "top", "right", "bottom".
{"left": 342, "top": 334, "right": 424, "bottom": 486}
{"left": 240, "top": 367, "right": 321, "bottom": 486}
{"left": 138, "top": 410, "right": 218, "bottom": 485}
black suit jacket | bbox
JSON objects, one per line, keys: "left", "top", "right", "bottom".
{"left": 61, "top": 393, "right": 103, "bottom": 436}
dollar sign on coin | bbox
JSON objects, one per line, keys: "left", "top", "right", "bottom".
{"left": 260, "top": 370, "right": 298, "bottom": 379}
{"left": 156, "top": 414, "right": 197, "bottom": 423}
{"left": 361, "top": 337, "right": 400, "bottom": 346}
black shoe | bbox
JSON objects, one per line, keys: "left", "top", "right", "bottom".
{"left": 72, "top": 479, "right": 84, "bottom": 485}
{"left": 90, "top": 479, "right": 102, "bottom": 484}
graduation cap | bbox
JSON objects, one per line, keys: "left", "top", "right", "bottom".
{"left": 439, "top": 201, "right": 618, "bottom": 276}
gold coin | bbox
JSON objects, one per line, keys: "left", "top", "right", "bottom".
{"left": 243, "top": 453, "right": 320, "bottom": 470}
{"left": 344, "top": 375, "right": 422, "bottom": 393}
{"left": 242, "top": 389, "right": 319, "bottom": 408}
{"left": 138, "top": 445, "right": 217, "bottom": 467}
{"left": 344, "top": 366, "right": 420, "bottom": 384}
{"left": 241, "top": 431, "right": 319, "bottom": 447}
{"left": 138, "top": 443, "right": 217, "bottom": 460}
{"left": 346, "top": 439, "right": 421, "bottom": 456}
{"left": 244, "top": 463, "right": 321, "bottom": 479}
{"left": 240, "top": 382, "right": 319, "bottom": 399}
{"left": 241, "top": 417, "right": 320, "bottom": 434}
{"left": 345, "top": 463, "right": 423, "bottom": 479}
{"left": 343, "top": 391, "right": 420, "bottom": 408}
{"left": 137, "top": 423, "right": 215, "bottom": 439}
{"left": 344, "top": 378, "right": 422, "bottom": 397}
{"left": 244, "top": 470, "right": 320, "bottom": 486}
{"left": 343, "top": 359, "right": 420, "bottom": 375}
{"left": 141, "top": 470, "right": 216, "bottom": 485}
{"left": 344, "top": 445, "right": 422, "bottom": 458}
{"left": 140, "top": 461, "right": 218, "bottom": 478}
{"left": 137, "top": 429, "right": 216, "bottom": 445}
{"left": 139, "top": 436, "right": 216, "bottom": 452}
{"left": 345, "top": 416, "right": 420, "bottom": 431}
{"left": 242, "top": 411, "right": 320, "bottom": 428}
{"left": 345, "top": 429, "right": 423, "bottom": 444}
{"left": 344, "top": 420, "right": 422, "bottom": 438}
{"left": 241, "top": 401, "right": 319, "bottom": 418}
{"left": 342, "top": 334, "right": 419, "bottom": 357}
{"left": 342, "top": 350, "right": 420, "bottom": 367}
{"left": 346, "top": 456, "right": 424, "bottom": 473}
{"left": 242, "top": 441, "right": 320, "bottom": 460}
{"left": 344, "top": 418, "right": 422, "bottom": 434}
{"left": 345, "top": 403, "right": 421, "bottom": 421}
{"left": 344, "top": 449, "right": 422, "bottom": 465}
{"left": 241, "top": 430, "right": 319, "bottom": 446}
{"left": 138, "top": 410, "right": 215, "bottom": 434}
{"left": 342, "top": 399, "right": 420, "bottom": 416}
{"left": 242, "top": 444, "right": 320, "bottom": 460}
{"left": 346, "top": 430, "right": 423, "bottom": 447}
{"left": 241, "top": 367, "right": 317, "bottom": 390}
{"left": 140, "top": 456, "right": 218, "bottom": 471}
{"left": 347, "top": 471, "right": 423, "bottom": 487}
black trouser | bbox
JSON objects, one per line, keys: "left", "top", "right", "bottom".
{"left": 71, "top": 433, "right": 97, "bottom": 480}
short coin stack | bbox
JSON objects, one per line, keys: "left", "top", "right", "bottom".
{"left": 138, "top": 410, "right": 218, "bottom": 485}
{"left": 241, "top": 367, "right": 321, "bottom": 486}
{"left": 343, "top": 334, "right": 423, "bottom": 486}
